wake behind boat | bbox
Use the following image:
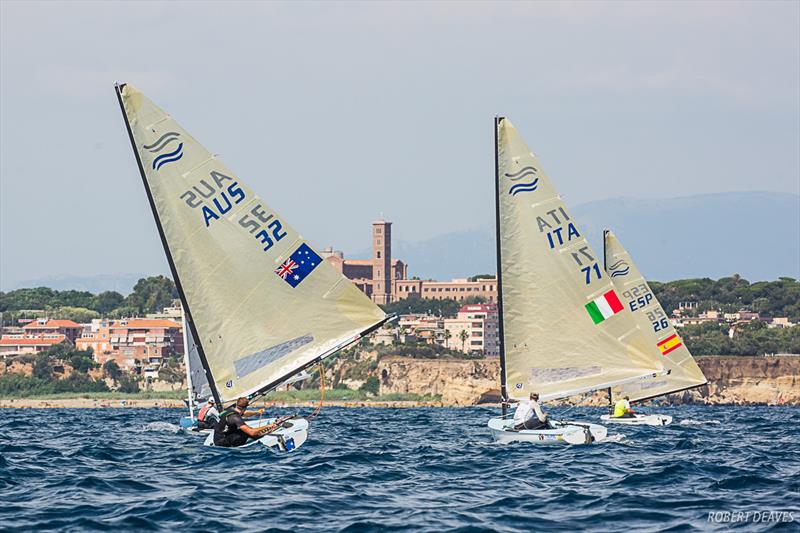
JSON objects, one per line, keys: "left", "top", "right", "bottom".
{"left": 115, "top": 83, "right": 389, "bottom": 452}
{"left": 487, "top": 118, "right": 667, "bottom": 445}
{"left": 600, "top": 414, "right": 673, "bottom": 426}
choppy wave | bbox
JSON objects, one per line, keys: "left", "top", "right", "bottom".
{"left": 1, "top": 405, "right": 798, "bottom": 531}
{"left": 679, "top": 419, "right": 723, "bottom": 426}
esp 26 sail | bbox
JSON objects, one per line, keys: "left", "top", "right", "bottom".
{"left": 495, "top": 117, "right": 664, "bottom": 402}
{"left": 603, "top": 230, "right": 707, "bottom": 402}
{"left": 115, "top": 83, "right": 387, "bottom": 405}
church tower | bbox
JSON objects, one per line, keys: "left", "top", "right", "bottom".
{"left": 371, "top": 219, "right": 392, "bottom": 305}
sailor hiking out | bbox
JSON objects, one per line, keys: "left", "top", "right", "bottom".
{"left": 213, "top": 397, "right": 272, "bottom": 448}
{"left": 513, "top": 393, "right": 552, "bottom": 430}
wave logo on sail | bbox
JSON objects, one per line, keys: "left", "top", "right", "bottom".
{"left": 143, "top": 132, "right": 184, "bottom": 171}
{"left": 505, "top": 166, "right": 539, "bottom": 196}
{"left": 608, "top": 259, "right": 630, "bottom": 278}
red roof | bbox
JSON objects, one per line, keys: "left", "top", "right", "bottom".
{"left": 22, "top": 319, "right": 82, "bottom": 329}
{"left": 0, "top": 335, "right": 67, "bottom": 346}
{"left": 111, "top": 319, "right": 181, "bottom": 330}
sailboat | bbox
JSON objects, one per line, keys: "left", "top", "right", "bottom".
{"left": 179, "top": 310, "right": 312, "bottom": 435}
{"left": 178, "top": 313, "right": 213, "bottom": 434}
{"left": 487, "top": 117, "right": 667, "bottom": 445}
{"left": 115, "top": 83, "right": 389, "bottom": 451}
{"left": 600, "top": 229, "right": 708, "bottom": 425}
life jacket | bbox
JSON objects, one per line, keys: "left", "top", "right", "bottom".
{"left": 213, "top": 409, "right": 241, "bottom": 435}
{"left": 198, "top": 403, "right": 212, "bottom": 422}
{"left": 614, "top": 399, "right": 630, "bottom": 417}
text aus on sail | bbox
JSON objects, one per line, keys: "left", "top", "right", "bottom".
{"left": 179, "top": 170, "right": 288, "bottom": 252}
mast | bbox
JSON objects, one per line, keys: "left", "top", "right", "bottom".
{"left": 113, "top": 83, "right": 222, "bottom": 407}
{"left": 603, "top": 230, "right": 610, "bottom": 413}
{"left": 493, "top": 116, "right": 508, "bottom": 416}
{"left": 181, "top": 313, "right": 195, "bottom": 420}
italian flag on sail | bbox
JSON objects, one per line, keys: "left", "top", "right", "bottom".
{"left": 585, "top": 290, "right": 624, "bottom": 324}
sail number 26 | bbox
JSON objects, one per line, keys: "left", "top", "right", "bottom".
{"left": 622, "top": 285, "right": 669, "bottom": 332}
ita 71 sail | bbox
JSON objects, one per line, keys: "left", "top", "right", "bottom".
{"left": 603, "top": 230, "right": 707, "bottom": 402}
{"left": 495, "top": 117, "right": 664, "bottom": 402}
{"left": 116, "top": 83, "right": 387, "bottom": 404}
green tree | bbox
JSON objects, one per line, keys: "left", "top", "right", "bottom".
{"left": 359, "top": 375, "right": 380, "bottom": 395}
{"left": 103, "top": 360, "right": 122, "bottom": 382}
{"left": 117, "top": 375, "right": 140, "bottom": 394}
{"left": 459, "top": 330, "right": 468, "bottom": 351}
{"left": 32, "top": 352, "right": 52, "bottom": 379}
{"left": 125, "top": 276, "right": 178, "bottom": 314}
{"left": 52, "top": 306, "right": 100, "bottom": 323}
{"left": 67, "top": 350, "right": 97, "bottom": 373}
{"left": 158, "top": 361, "right": 184, "bottom": 383}
{"left": 93, "top": 291, "right": 125, "bottom": 314}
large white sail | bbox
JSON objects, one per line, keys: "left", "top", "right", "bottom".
{"left": 496, "top": 118, "right": 663, "bottom": 402}
{"left": 116, "top": 83, "right": 386, "bottom": 403}
{"left": 604, "top": 230, "right": 707, "bottom": 402}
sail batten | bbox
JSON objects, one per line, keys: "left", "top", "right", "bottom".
{"left": 117, "top": 83, "right": 387, "bottom": 403}
{"left": 603, "top": 230, "right": 707, "bottom": 402}
{"left": 538, "top": 369, "right": 668, "bottom": 402}
{"left": 495, "top": 118, "right": 664, "bottom": 402}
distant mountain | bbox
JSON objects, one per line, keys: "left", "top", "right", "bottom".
{"left": 365, "top": 191, "right": 799, "bottom": 282}
{"left": 7, "top": 192, "right": 797, "bottom": 293}
{"left": 8, "top": 273, "right": 150, "bottom": 295}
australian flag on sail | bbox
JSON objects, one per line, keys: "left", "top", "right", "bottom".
{"left": 274, "top": 243, "right": 322, "bottom": 288}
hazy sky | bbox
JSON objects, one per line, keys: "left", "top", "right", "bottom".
{"left": 1, "top": 1, "right": 798, "bottom": 290}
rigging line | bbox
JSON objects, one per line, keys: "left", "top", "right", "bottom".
{"left": 553, "top": 391, "right": 593, "bottom": 421}
{"left": 306, "top": 361, "right": 326, "bottom": 423}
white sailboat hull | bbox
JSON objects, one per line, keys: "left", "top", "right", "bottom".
{"left": 600, "top": 414, "right": 672, "bottom": 426}
{"left": 203, "top": 417, "right": 309, "bottom": 452}
{"left": 179, "top": 416, "right": 213, "bottom": 435}
{"left": 488, "top": 417, "right": 608, "bottom": 445}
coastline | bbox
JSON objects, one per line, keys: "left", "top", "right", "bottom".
{"left": 1, "top": 397, "right": 796, "bottom": 409}
{"left": 3, "top": 355, "right": 797, "bottom": 408}
{"left": 0, "top": 398, "right": 447, "bottom": 409}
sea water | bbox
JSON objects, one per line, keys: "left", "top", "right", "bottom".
{"left": 1, "top": 405, "right": 798, "bottom": 531}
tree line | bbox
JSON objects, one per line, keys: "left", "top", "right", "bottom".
{"left": 0, "top": 276, "right": 178, "bottom": 324}
{"left": 650, "top": 275, "right": 799, "bottom": 320}
{"left": 0, "top": 343, "right": 140, "bottom": 396}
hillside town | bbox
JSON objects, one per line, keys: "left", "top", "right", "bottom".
{"left": 0, "top": 220, "right": 797, "bottom": 390}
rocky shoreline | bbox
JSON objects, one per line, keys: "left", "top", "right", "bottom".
{"left": 373, "top": 354, "right": 800, "bottom": 406}
{"left": 2, "top": 355, "right": 797, "bottom": 409}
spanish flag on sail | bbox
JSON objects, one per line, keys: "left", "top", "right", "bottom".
{"left": 657, "top": 333, "right": 683, "bottom": 355}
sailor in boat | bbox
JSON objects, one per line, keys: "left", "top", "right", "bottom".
{"left": 196, "top": 397, "right": 219, "bottom": 430}
{"left": 513, "top": 392, "right": 552, "bottom": 430}
{"left": 212, "top": 397, "right": 269, "bottom": 447}
{"left": 612, "top": 395, "right": 636, "bottom": 418}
